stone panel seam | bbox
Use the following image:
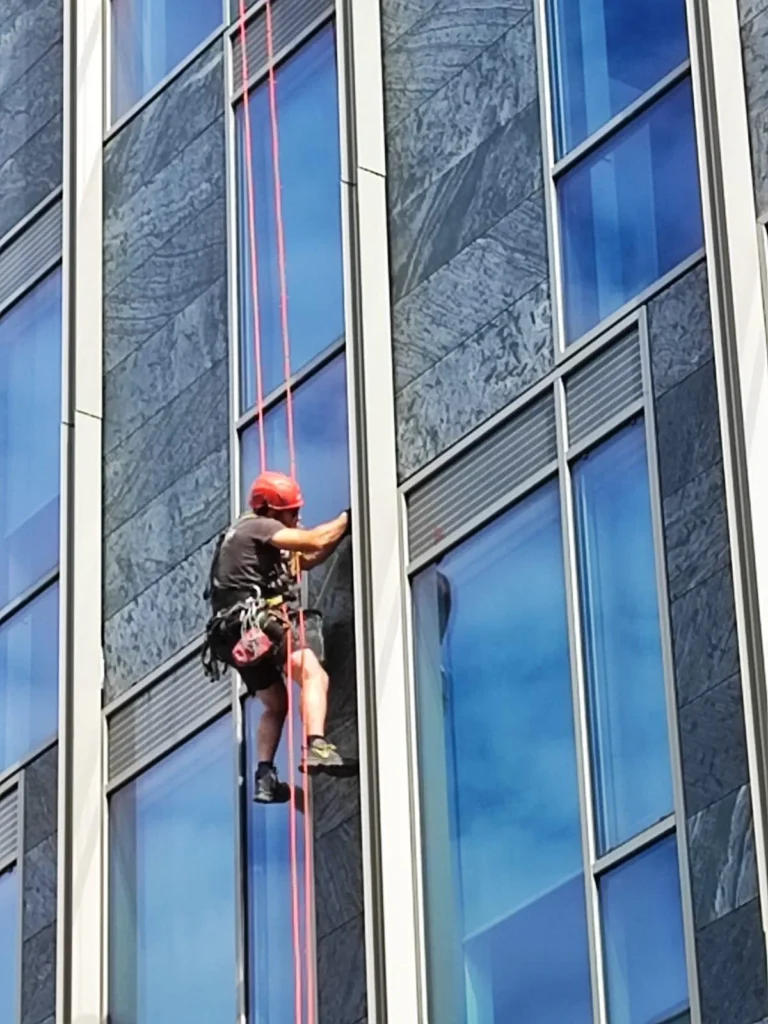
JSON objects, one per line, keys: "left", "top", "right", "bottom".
{"left": 0, "top": 109, "right": 60, "bottom": 182}
{"left": 0, "top": 36, "right": 61, "bottom": 109}
{"left": 316, "top": 910, "right": 363, "bottom": 946}
{"left": 381, "top": 0, "right": 441, "bottom": 53}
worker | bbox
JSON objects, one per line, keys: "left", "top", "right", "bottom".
{"left": 202, "top": 471, "right": 352, "bottom": 803}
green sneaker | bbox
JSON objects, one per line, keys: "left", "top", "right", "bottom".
{"left": 300, "top": 738, "right": 345, "bottom": 775}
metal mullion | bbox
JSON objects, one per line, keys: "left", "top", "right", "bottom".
{"left": 14, "top": 772, "right": 24, "bottom": 1024}
{"left": 554, "top": 378, "right": 607, "bottom": 1024}
{"left": 565, "top": 399, "right": 645, "bottom": 463}
{"left": 232, "top": 681, "right": 249, "bottom": 1024}
{"left": 593, "top": 815, "right": 676, "bottom": 877}
{"left": 0, "top": 569, "right": 59, "bottom": 630}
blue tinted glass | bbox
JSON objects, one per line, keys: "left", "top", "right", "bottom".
{"left": 413, "top": 483, "right": 592, "bottom": 1024}
{"left": 238, "top": 26, "right": 344, "bottom": 410}
{"left": 111, "top": 0, "right": 222, "bottom": 121}
{"left": 246, "top": 697, "right": 309, "bottom": 1023}
{"left": 241, "top": 355, "right": 349, "bottom": 526}
{"left": 601, "top": 837, "right": 689, "bottom": 1024}
{"left": 0, "top": 271, "right": 61, "bottom": 609}
{"left": 0, "top": 583, "right": 58, "bottom": 774}
{"left": 561, "top": 82, "right": 703, "bottom": 343}
{"left": 0, "top": 868, "right": 19, "bottom": 1024}
{"left": 573, "top": 421, "right": 673, "bottom": 853}
{"left": 109, "top": 717, "right": 237, "bottom": 1024}
{"left": 549, "top": 0, "right": 688, "bottom": 155}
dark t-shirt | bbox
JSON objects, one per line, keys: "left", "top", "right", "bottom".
{"left": 211, "top": 513, "right": 296, "bottom": 610}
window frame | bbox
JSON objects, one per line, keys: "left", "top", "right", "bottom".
{"left": 400, "top": 310, "right": 700, "bottom": 1024}
{"left": 0, "top": 775, "right": 24, "bottom": 1024}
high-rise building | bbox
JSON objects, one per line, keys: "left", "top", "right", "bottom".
{"left": 1, "top": 0, "right": 768, "bottom": 1022}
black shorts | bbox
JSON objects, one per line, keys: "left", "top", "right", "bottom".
{"left": 224, "top": 609, "right": 325, "bottom": 694}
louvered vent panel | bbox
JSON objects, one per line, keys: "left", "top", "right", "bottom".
{"left": 0, "top": 786, "right": 18, "bottom": 869}
{"left": 408, "top": 394, "right": 557, "bottom": 562}
{"left": 566, "top": 330, "right": 643, "bottom": 446}
{"left": 108, "top": 653, "right": 230, "bottom": 782}
{"left": 232, "top": 0, "right": 333, "bottom": 91}
{"left": 0, "top": 198, "right": 61, "bottom": 312}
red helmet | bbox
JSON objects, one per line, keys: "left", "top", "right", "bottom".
{"left": 248, "top": 471, "right": 304, "bottom": 513}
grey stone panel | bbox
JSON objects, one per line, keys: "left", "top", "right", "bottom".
{"left": 390, "top": 100, "right": 542, "bottom": 302}
{"left": 655, "top": 360, "right": 722, "bottom": 499}
{"left": 387, "top": 14, "right": 537, "bottom": 213}
{"left": 696, "top": 899, "right": 768, "bottom": 1024}
{"left": 384, "top": 0, "right": 530, "bottom": 127}
{"left": 741, "top": 6, "right": 768, "bottom": 121}
{"left": 747, "top": 103, "right": 768, "bottom": 220}
{"left": 688, "top": 786, "right": 757, "bottom": 930}
{"left": 679, "top": 675, "right": 749, "bottom": 817}
{"left": 317, "top": 914, "right": 367, "bottom": 1024}
{"left": 21, "top": 921, "right": 55, "bottom": 1024}
{"left": 0, "top": 111, "right": 62, "bottom": 241}
{"left": 0, "top": 41, "right": 61, "bottom": 170}
{"left": 0, "top": 0, "right": 61, "bottom": 100}
{"left": 104, "top": 445, "right": 229, "bottom": 618}
{"left": 103, "top": 194, "right": 227, "bottom": 373}
{"left": 22, "top": 835, "right": 57, "bottom": 941}
{"left": 314, "top": 815, "right": 364, "bottom": 941}
{"left": 23, "top": 745, "right": 57, "bottom": 851}
{"left": 103, "top": 357, "right": 229, "bottom": 535}
{"left": 0, "top": 0, "right": 36, "bottom": 34}
{"left": 104, "top": 39, "right": 224, "bottom": 212}
{"left": 663, "top": 462, "right": 731, "bottom": 603}
{"left": 381, "top": 0, "right": 437, "bottom": 46}
{"left": 104, "top": 117, "right": 225, "bottom": 293}
{"left": 104, "top": 276, "right": 228, "bottom": 452}
{"left": 648, "top": 261, "right": 713, "bottom": 397}
{"left": 741, "top": 0, "right": 768, "bottom": 26}
{"left": 671, "top": 567, "right": 740, "bottom": 708}
{"left": 103, "top": 536, "right": 217, "bottom": 699}
{"left": 313, "top": 715, "right": 360, "bottom": 841}
{"left": 392, "top": 190, "right": 547, "bottom": 391}
{"left": 396, "top": 279, "right": 552, "bottom": 478}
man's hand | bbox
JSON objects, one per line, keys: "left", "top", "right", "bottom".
{"left": 270, "top": 510, "right": 350, "bottom": 565}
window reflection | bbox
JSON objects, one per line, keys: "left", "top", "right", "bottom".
{"left": 412, "top": 483, "right": 592, "bottom": 1024}
{"left": 237, "top": 24, "right": 344, "bottom": 410}
{"left": 0, "top": 270, "right": 61, "bottom": 610}
{"left": 109, "top": 717, "right": 237, "bottom": 1024}
{"left": 241, "top": 355, "right": 350, "bottom": 526}
{"left": 0, "top": 867, "right": 18, "bottom": 1024}
{"left": 0, "top": 584, "right": 58, "bottom": 775}
{"left": 111, "top": 0, "right": 222, "bottom": 121}
{"left": 573, "top": 421, "right": 673, "bottom": 852}
{"left": 560, "top": 81, "right": 703, "bottom": 342}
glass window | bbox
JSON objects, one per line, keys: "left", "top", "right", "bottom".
{"left": 241, "top": 355, "right": 349, "bottom": 526}
{"left": 560, "top": 81, "right": 703, "bottom": 343}
{"left": 549, "top": 0, "right": 688, "bottom": 155}
{"left": 0, "top": 584, "right": 59, "bottom": 775}
{"left": 0, "top": 271, "right": 61, "bottom": 610}
{"left": 109, "top": 717, "right": 237, "bottom": 1024}
{"left": 237, "top": 24, "right": 344, "bottom": 410}
{"left": 412, "top": 483, "right": 592, "bottom": 1024}
{"left": 573, "top": 422, "right": 673, "bottom": 853}
{"left": 0, "top": 867, "right": 19, "bottom": 1024}
{"left": 601, "top": 837, "right": 689, "bottom": 1024}
{"left": 111, "top": 0, "right": 222, "bottom": 121}
{"left": 246, "top": 698, "right": 309, "bottom": 1023}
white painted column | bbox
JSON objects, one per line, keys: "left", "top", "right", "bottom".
{"left": 687, "top": 0, "right": 768, "bottom": 951}
{"left": 337, "top": 1, "right": 424, "bottom": 1021}
{"left": 57, "top": 0, "right": 105, "bottom": 1020}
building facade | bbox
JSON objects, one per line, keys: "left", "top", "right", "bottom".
{"left": 1, "top": 0, "right": 768, "bottom": 1022}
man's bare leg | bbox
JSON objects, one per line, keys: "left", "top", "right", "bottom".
{"left": 289, "top": 647, "right": 345, "bottom": 773}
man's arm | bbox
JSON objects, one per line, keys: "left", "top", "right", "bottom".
{"left": 269, "top": 511, "right": 349, "bottom": 563}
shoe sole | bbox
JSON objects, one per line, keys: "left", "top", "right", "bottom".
{"left": 253, "top": 787, "right": 292, "bottom": 804}
{"left": 299, "top": 759, "right": 360, "bottom": 778}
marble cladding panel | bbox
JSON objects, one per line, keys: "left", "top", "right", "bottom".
{"left": 392, "top": 190, "right": 547, "bottom": 391}
{"left": 389, "top": 100, "right": 542, "bottom": 302}
{"left": 655, "top": 360, "right": 722, "bottom": 499}
{"left": 670, "top": 566, "right": 740, "bottom": 708}
{"left": 396, "top": 279, "right": 552, "bottom": 478}
{"left": 688, "top": 785, "right": 757, "bottom": 930}
{"left": 317, "top": 914, "right": 367, "bottom": 1024}
{"left": 103, "top": 536, "right": 218, "bottom": 700}
{"left": 0, "top": 40, "right": 61, "bottom": 170}
{"left": 312, "top": 715, "right": 361, "bottom": 841}
{"left": 647, "top": 260, "right": 713, "bottom": 396}
{"left": 679, "top": 674, "right": 749, "bottom": 817}
{"left": 23, "top": 745, "right": 57, "bottom": 851}
{"left": 104, "top": 39, "right": 224, "bottom": 212}
{"left": 104, "top": 275, "right": 228, "bottom": 452}
{"left": 0, "top": 0, "right": 35, "bottom": 33}
{"left": 104, "top": 445, "right": 229, "bottom": 618}
{"left": 383, "top": 0, "right": 531, "bottom": 127}
{"left": 314, "top": 815, "right": 364, "bottom": 941}
{"left": 103, "top": 193, "right": 227, "bottom": 373}
{"left": 21, "top": 921, "right": 55, "bottom": 1024}
{"left": 104, "top": 357, "right": 229, "bottom": 534}
{"left": 741, "top": 0, "right": 768, "bottom": 26}
{"left": 747, "top": 102, "right": 768, "bottom": 219}
{"left": 662, "top": 461, "right": 731, "bottom": 603}
{"left": 696, "top": 899, "right": 768, "bottom": 1024}
{"left": 741, "top": 6, "right": 768, "bottom": 120}
{"left": 22, "top": 834, "right": 57, "bottom": 941}
{"left": 0, "top": 110, "right": 61, "bottom": 241}
{"left": 380, "top": 0, "right": 437, "bottom": 47}
{"left": 387, "top": 14, "right": 537, "bottom": 212}
{"left": 0, "top": 0, "right": 61, "bottom": 101}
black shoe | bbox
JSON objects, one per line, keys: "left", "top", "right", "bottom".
{"left": 254, "top": 766, "right": 291, "bottom": 804}
{"left": 300, "top": 738, "right": 347, "bottom": 775}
